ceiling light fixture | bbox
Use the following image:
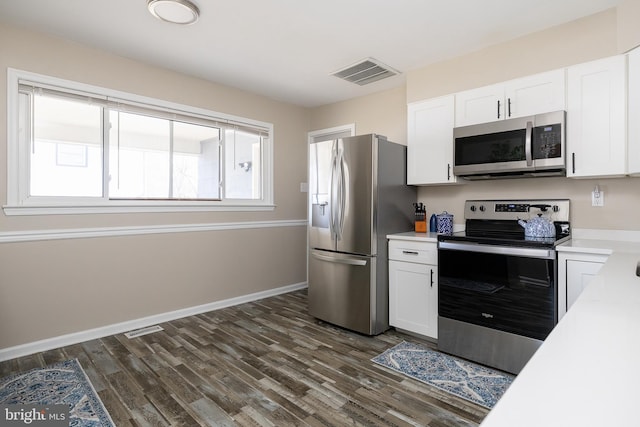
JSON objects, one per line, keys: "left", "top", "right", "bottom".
{"left": 147, "top": 0, "right": 200, "bottom": 25}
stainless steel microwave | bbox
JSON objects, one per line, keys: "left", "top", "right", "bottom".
{"left": 453, "top": 110, "right": 566, "bottom": 180}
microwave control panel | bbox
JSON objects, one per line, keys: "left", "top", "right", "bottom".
{"left": 533, "top": 123, "right": 562, "bottom": 159}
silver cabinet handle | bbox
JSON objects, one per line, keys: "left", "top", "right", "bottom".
{"left": 402, "top": 250, "right": 419, "bottom": 255}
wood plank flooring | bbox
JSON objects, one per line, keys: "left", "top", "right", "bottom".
{"left": 0, "top": 289, "right": 488, "bottom": 426}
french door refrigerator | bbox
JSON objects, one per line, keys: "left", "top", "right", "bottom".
{"left": 308, "top": 134, "right": 416, "bottom": 335}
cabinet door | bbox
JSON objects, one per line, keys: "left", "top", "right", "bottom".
{"left": 389, "top": 260, "right": 438, "bottom": 339}
{"left": 628, "top": 47, "right": 640, "bottom": 175}
{"left": 455, "top": 83, "right": 504, "bottom": 126}
{"left": 567, "top": 55, "right": 627, "bottom": 177}
{"left": 407, "top": 96, "right": 456, "bottom": 185}
{"left": 505, "top": 69, "right": 566, "bottom": 118}
{"left": 566, "top": 260, "right": 604, "bottom": 310}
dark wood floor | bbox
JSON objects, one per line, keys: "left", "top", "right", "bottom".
{"left": 0, "top": 289, "right": 488, "bottom": 426}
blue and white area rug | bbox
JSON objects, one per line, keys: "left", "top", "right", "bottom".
{"left": 0, "top": 358, "right": 115, "bottom": 426}
{"left": 372, "top": 341, "right": 514, "bottom": 408}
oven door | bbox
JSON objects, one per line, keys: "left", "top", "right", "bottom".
{"left": 438, "top": 241, "right": 557, "bottom": 341}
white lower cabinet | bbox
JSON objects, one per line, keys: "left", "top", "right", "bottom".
{"left": 558, "top": 252, "right": 608, "bottom": 319}
{"left": 388, "top": 239, "right": 438, "bottom": 339}
{"left": 566, "top": 260, "right": 604, "bottom": 309}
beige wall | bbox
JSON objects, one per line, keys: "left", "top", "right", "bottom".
{"left": 0, "top": 24, "right": 310, "bottom": 350}
{"left": 311, "top": 86, "right": 407, "bottom": 145}
{"left": 618, "top": 0, "right": 640, "bottom": 52}
{"left": 311, "top": 5, "right": 640, "bottom": 232}
{"left": 406, "top": 9, "right": 618, "bottom": 103}
{"left": 0, "top": 227, "right": 307, "bottom": 347}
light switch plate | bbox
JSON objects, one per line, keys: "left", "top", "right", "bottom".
{"left": 591, "top": 190, "right": 604, "bottom": 207}
{"left": 300, "top": 182, "right": 308, "bottom": 192}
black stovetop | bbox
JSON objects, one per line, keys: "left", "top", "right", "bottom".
{"left": 437, "top": 219, "right": 571, "bottom": 249}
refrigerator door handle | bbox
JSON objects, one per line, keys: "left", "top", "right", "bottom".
{"left": 310, "top": 250, "right": 368, "bottom": 266}
{"left": 329, "top": 142, "right": 339, "bottom": 241}
{"left": 337, "top": 148, "right": 347, "bottom": 240}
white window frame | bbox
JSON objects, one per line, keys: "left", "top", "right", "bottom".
{"left": 5, "top": 68, "right": 274, "bottom": 215}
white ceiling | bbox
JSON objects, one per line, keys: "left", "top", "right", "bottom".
{"left": 0, "top": 0, "right": 623, "bottom": 108}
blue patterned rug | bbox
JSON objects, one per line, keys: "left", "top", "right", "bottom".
{"left": 372, "top": 341, "right": 514, "bottom": 408}
{"left": 0, "top": 358, "right": 115, "bottom": 426}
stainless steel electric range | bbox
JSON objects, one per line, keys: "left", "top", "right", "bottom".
{"left": 437, "top": 199, "right": 570, "bottom": 374}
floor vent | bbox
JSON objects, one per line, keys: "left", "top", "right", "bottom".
{"left": 124, "top": 325, "right": 164, "bottom": 339}
{"left": 331, "top": 58, "right": 400, "bottom": 86}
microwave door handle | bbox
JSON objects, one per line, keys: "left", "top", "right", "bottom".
{"left": 525, "top": 120, "right": 533, "bottom": 166}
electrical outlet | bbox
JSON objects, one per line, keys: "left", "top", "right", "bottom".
{"left": 592, "top": 190, "right": 604, "bottom": 207}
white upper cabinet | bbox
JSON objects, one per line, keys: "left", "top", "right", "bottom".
{"left": 407, "top": 95, "right": 457, "bottom": 185}
{"left": 628, "top": 46, "right": 640, "bottom": 176}
{"left": 504, "top": 69, "right": 566, "bottom": 118}
{"left": 566, "top": 55, "right": 627, "bottom": 178}
{"left": 455, "top": 69, "right": 566, "bottom": 127}
{"left": 454, "top": 83, "right": 504, "bottom": 127}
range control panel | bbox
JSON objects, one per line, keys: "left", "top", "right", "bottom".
{"left": 495, "top": 203, "right": 530, "bottom": 213}
{"left": 465, "top": 199, "right": 570, "bottom": 222}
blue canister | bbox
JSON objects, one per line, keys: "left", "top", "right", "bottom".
{"left": 436, "top": 211, "right": 454, "bottom": 235}
{"left": 429, "top": 214, "right": 437, "bottom": 233}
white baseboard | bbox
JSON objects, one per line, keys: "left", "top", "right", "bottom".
{"left": 0, "top": 282, "right": 308, "bottom": 362}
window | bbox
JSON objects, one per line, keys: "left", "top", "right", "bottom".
{"left": 6, "top": 69, "right": 273, "bottom": 214}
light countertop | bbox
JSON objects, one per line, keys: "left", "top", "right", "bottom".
{"left": 386, "top": 231, "right": 439, "bottom": 243}
{"left": 558, "top": 238, "right": 640, "bottom": 255}
{"left": 481, "top": 244, "right": 640, "bottom": 426}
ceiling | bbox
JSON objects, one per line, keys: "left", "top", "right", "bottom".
{"left": 0, "top": 0, "right": 623, "bottom": 108}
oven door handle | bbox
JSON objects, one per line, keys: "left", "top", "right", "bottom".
{"left": 438, "top": 241, "right": 555, "bottom": 259}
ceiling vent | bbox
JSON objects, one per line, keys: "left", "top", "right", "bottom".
{"left": 331, "top": 58, "right": 400, "bottom": 86}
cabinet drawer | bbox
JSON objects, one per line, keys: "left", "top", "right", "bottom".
{"left": 388, "top": 240, "right": 437, "bottom": 264}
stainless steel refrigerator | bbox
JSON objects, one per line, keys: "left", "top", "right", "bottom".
{"left": 308, "top": 134, "right": 416, "bottom": 335}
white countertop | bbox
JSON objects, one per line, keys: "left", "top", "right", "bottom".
{"left": 386, "top": 231, "right": 439, "bottom": 243}
{"left": 481, "top": 244, "right": 640, "bottom": 427}
{"left": 558, "top": 237, "right": 640, "bottom": 255}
